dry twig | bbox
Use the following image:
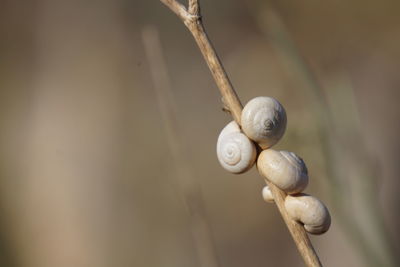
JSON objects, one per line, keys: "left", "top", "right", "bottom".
{"left": 160, "top": 0, "right": 323, "bottom": 266}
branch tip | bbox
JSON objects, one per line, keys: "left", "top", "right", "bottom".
{"left": 188, "top": 0, "right": 200, "bottom": 16}
{"left": 160, "top": 0, "right": 188, "bottom": 21}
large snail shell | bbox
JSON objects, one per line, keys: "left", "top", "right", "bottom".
{"left": 241, "top": 96, "right": 287, "bottom": 149}
{"left": 257, "top": 149, "right": 308, "bottom": 194}
{"left": 217, "top": 121, "right": 257, "bottom": 174}
{"left": 285, "top": 194, "right": 331, "bottom": 235}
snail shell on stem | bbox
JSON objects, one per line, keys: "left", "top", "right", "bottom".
{"left": 285, "top": 194, "right": 331, "bottom": 235}
{"left": 241, "top": 96, "right": 287, "bottom": 149}
{"left": 257, "top": 149, "right": 309, "bottom": 194}
{"left": 262, "top": 186, "right": 274, "bottom": 203}
{"left": 217, "top": 121, "right": 257, "bottom": 174}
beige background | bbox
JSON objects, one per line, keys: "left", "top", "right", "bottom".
{"left": 0, "top": 0, "right": 399, "bottom": 266}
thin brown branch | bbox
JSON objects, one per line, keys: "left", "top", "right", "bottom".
{"left": 160, "top": 1, "right": 323, "bottom": 266}
{"left": 188, "top": 0, "right": 200, "bottom": 16}
{"left": 161, "top": 0, "right": 243, "bottom": 123}
{"left": 160, "top": 0, "right": 188, "bottom": 22}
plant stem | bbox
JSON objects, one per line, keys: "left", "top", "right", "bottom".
{"left": 255, "top": 6, "right": 398, "bottom": 266}
{"left": 160, "top": 1, "right": 323, "bottom": 266}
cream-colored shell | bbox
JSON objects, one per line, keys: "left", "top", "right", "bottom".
{"left": 262, "top": 186, "right": 274, "bottom": 203}
{"left": 217, "top": 121, "right": 257, "bottom": 174}
{"left": 257, "top": 149, "right": 308, "bottom": 194}
{"left": 241, "top": 96, "right": 287, "bottom": 149}
{"left": 285, "top": 194, "right": 331, "bottom": 235}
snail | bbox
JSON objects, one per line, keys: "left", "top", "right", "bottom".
{"left": 241, "top": 96, "right": 287, "bottom": 149}
{"left": 257, "top": 149, "right": 308, "bottom": 194}
{"left": 216, "top": 121, "right": 257, "bottom": 174}
{"left": 262, "top": 185, "right": 274, "bottom": 203}
{"left": 285, "top": 194, "right": 331, "bottom": 235}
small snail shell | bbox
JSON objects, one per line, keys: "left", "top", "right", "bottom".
{"left": 257, "top": 149, "right": 308, "bottom": 194}
{"left": 217, "top": 121, "right": 257, "bottom": 174}
{"left": 262, "top": 186, "right": 274, "bottom": 203}
{"left": 285, "top": 194, "right": 331, "bottom": 235}
{"left": 241, "top": 96, "right": 287, "bottom": 149}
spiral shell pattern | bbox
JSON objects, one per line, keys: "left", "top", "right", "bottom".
{"left": 241, "top": 96, "right": 287, "bottom": 149}
{"left": 285, "top": 194, "right": 331, "bottom": 235}
{"left": 217, "top": 121, "right": 256, "bottom": 174}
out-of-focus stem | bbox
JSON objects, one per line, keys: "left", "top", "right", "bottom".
{"left": 142, "top": 25, "right": 220, "bottom": 267}
{"left": 255, "top": 6, "right": 397, "bottom": 267}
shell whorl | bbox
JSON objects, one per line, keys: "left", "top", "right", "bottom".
{"left": 241, "top": 96, "right": 287, "bottom": 149}
{"left": 217, "top": 121, "right": 256, "bottom": 174}
{"left": 285, "top": 194, "right": 331, "bottom": 235}
{"left": 257, "top": 149, "right": 308, "bottom": 194}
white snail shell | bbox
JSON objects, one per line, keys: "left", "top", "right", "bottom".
{"left": 257, "top": 149, "right": 308, "bottom": 194}
{"left": 217, "top": 121, "right": 257, "bottom": 174}
{"left": 262, "top": 186, "right": 274, "bottom": 203}
{"left": 285, "top": 194, "right": 331, "bottom": 235}
{"left": 241, "top": 96, "right": 287, "bottom": 149}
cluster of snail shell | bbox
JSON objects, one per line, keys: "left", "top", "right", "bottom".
{"left": 217, "top": 96, "right": 331, "bottom": 235}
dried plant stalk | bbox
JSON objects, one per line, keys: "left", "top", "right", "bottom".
{"left": 160, "top": 0, "right": 323, "bottom": 266}
{"left": 255, "top": 7, "right": 397, "bottom": 266}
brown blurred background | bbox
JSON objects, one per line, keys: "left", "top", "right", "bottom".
{"left": 0, "top": 0, "right": 399, "bottom": 266}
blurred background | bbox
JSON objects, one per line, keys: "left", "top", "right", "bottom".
{"left": 0, "top": 0, "right": 399, "bottom": 266}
